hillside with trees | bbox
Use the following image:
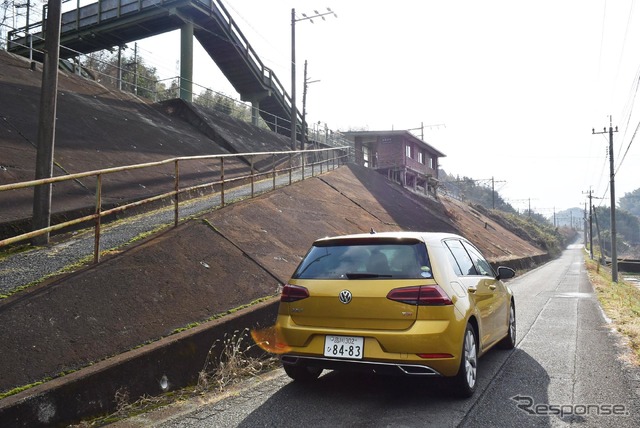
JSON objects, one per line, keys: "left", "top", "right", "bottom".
{"left": 440, "top": 169, "right": 640, "bottom": 259}
{"left": 79, "top": 49, "right": 260, "bottom": 125}
{"left": 439, "top": 171, "right": 576, "bottom": 258}
{"left": 621, "top": 188, "right": 640, "bottom": 218}
{"left": 590, "top": 205, "right": 640, "bottom": 258}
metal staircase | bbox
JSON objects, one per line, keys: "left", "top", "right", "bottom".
{"left": 7, "top": 0, "right": 300, "bottom": 139}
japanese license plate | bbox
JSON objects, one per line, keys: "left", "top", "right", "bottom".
{"left": 324, "top": 335, "right": 364, "bottom": 359}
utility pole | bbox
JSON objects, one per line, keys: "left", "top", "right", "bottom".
{"left": 489, "top": 177, "right": 505, "bottom": 209}
{"left": 593, "top": 204, "right": 603, "bottom": 264}
{"left": 291, "top": 7, "right": 337, "bottom": 150}
{"left": 583, "top": 189, "right": 594, "bottom": 260}
{"left": 570, "top": 210, "right": 573, "bottom": 229}
{"left": 32, "top": 0, "right": 62, "bottom": 245}
{"left": 583, "top": 202, "right": 587, "bottom": 250}
{"left": 133, "top": 42, "right": 138, "bottom": 95}
{"left": 592, "top": 117, "right": 619, "bottom": 282}
{"left": 301, "top": 60, "right": 307, "bottom": 150}
{"left": 117, "top": 45, "right": 123, "bottom": 90}
{"left": 406, "top": 123, "right": 446, "bottom": 141}
{"left": 302, "top": 60, "right": 320, "bottom": 151}
{"left": 15, "top": 0, "right": 32, "bottom": 61}
{"left": 493, "top": 177, "right": 496, "bottom": 209}
{"left": 290, "top": 8, "right": 296, "bottom": 150}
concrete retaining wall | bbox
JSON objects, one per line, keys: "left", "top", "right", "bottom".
{"left": 491, "top": 253, "right": 551, "bottom": 272}
{"left": 0, "top": 298, "right": 279, "bottom": 428}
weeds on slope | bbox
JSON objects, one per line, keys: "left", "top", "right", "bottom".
{"left": 73, "top": 329, "right": 278, "bottom": 427}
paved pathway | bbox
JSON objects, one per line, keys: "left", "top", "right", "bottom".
{"left": 0, "top": 164, "right": 333, "bottom": 296}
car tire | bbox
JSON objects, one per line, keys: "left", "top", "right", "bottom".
{"left": 283, "top": 364, "right": 323, "bottom": 382}
{"left": 452, "top": 324, "right": 477, "bottom": 398}
{"left": 497, "top": 303, "right": 516, "bottom": 350}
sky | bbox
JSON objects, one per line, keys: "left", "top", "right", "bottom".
{"left": 61, "top": 1, "right": 640, "bottom": 215}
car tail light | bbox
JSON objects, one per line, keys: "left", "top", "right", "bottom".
{"left": 281, "top": 284, "right": 309, "bottom": 302}
{"left": 386, "top": 285, "right": 453, "bottom": 306}
{"left": 416, "top": 353, "right": 454, "bottom": 359}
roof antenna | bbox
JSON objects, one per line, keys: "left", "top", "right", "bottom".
{"left": 370, "top": 228, "right": 376, "bottom": 234}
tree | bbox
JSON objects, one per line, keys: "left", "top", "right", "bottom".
{"left": 0, "top": 1, "right": 10, "bottom": 50}
{"left": 193, "top": 88, "right": 260, "bottom": 126}
{"left": 195, "top": 88, "right": 217, "bottom": 109}
{"left": 440, "top": 171, "right": 517, "bottom": 214}
{"left": 80, "top": 49, "right": 166, "bottom": 100}
{"left": 80, "top": 49, "right": 259, "bottom": 125}
{"left": 620, "top": 188, "right": 640, "bottom": 218}
{"left": 157, "top": 79, "right": 179, "bottom": 101}
{"left": 594, "top": 206, "right": 640, "bottom": 245}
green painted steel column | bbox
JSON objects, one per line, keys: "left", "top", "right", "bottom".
{"left": 180, "top": 21, "right": 194, "bottom": 102}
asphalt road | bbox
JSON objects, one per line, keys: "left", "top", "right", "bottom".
{"left": 116, "top": 244, "right": 640, "bottom": 427}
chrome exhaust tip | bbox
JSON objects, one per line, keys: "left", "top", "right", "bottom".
{"left": 397, "top": 364, "right": 439, "bottom": 376}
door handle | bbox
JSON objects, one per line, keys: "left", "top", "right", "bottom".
{"left": 489, "top": 284, "right": 497, "bottom": 290}
{"left": 467, "top": 285, "right": 477, "bottom": 293}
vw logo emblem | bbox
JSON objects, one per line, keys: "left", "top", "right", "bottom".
{"left": 339, "top": 290, "right": 352, "bottom": 304}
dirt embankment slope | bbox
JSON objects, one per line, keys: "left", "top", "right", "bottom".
{"left": 0, "top": 49, "right": 290, "bottom": 230}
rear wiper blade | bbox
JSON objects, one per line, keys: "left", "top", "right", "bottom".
{"left": 345, "top": 272, "right": 392, "bottom": 279}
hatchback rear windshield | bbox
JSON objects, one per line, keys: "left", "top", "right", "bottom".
{"left": 292, "top": 238, "right": 432, "bottom": 279}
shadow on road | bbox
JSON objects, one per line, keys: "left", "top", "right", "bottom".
{"left": 238, "top": 349, "right": 553, "bottom": 427}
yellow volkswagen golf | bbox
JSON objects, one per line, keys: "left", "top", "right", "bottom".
{"left": 275, "top": 231, "right": 516, "bottom": 397}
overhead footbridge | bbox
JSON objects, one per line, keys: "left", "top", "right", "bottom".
{"left": 8, "top": 0, "right": 299, "bottom": 140}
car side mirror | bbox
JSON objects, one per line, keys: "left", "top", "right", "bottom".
{"left": 496, "top": 266, "right": 515, "bottom": 280}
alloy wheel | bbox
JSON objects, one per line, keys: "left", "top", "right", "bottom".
{"left": 463, "top": 328, "right": 477, "bottom": 389}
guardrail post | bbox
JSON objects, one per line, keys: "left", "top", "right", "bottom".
{"left": 250, "top": 156, "right": 255, "bottom": 198}
{"left": 289, "top": 153, "right": 292, "bottom": 185}
{"left": 311, "top": 153, "right": 314, "bottom": 177}
{"left": 301, "top": 152, "right": 305, "bottom": 181}
{"left": 220, "top": 157, "right": 225, "bottom": 207}
{"left": 174, "top": 160, "right": 179, "bottom": 227}
{"left": 94, "top": 174, "right": 102, "bottom": 264}
{"left": 272, "top": 154, "right": 276, "bottom": 190}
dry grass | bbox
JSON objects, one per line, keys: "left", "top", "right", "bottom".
{"left": 73, "top": 329, "right": 278, "bottom": 427}
{"left": 195, "top": 329, "right": 277, "bottom": 393}
{"left": 584, "top": 258, "right": 640, "bottom": 366}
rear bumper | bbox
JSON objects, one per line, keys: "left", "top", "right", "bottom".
{"left": 281, "top": 354, "right": 443, "bottom": 376}
{"left": 276, "top": 314, "right": 465, "bottom": 376}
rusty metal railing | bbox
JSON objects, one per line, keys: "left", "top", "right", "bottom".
{"left": 0, "top": 147, "right": 350, "bottom": 263}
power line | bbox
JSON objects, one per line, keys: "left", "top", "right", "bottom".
{"left": 616, "top": 117, "right": 639, "bottom": 175}
{"left": 612, "top": 0, "right": 635, "bottom": 100}
{"left": 596, "top": 0, "right": 608, "bottom": 94}
{"left": 619, "top": 59, "right": 640, "bottom": 142}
